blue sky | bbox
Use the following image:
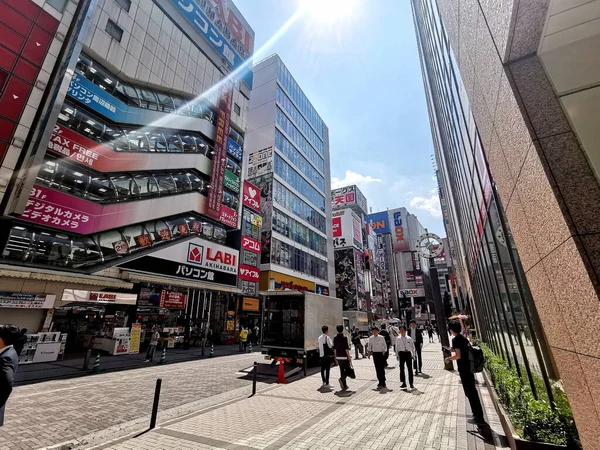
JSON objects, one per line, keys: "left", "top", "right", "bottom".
{"left": 235, "top": 0, "right": 445, "bottom": 236}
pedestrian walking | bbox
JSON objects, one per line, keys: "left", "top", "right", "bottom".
{"left": 379, "top": 323, "right": 391, "bottom": 367}
{"left": 239, "top": 327, "right": 248, "bottom": 352}
{"left": 409, "top": 320, "right": 423, "bottom": 374}
{"left": 427, "top": 325, "right": 434, "bottom": 343}
{"left": 367, "top": 326, "right": 388, "bottom": 389}
{"left": 318, "top": 326, "right": 334, "bottom": 387}
{"left": 351, "top": 327, "right": 365, "bottom": 359}
{"left": 0, "top": 325, "right": 20, "bottom": 427}
{"left": 333, "top": 325, "right": 352, "bottom": 391}
{"left": 145, "top": 328, "right": 160, "bottom": 362}
{"left": 253, "top": 324, "right": 260, "bottom": 345}
{"left": 395, "top": 325, "right": 416, "bottom": 389}
{"left": 445, "top": 321, "right": 486, "bottom": 425}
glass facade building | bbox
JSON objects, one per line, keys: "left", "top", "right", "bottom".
{"left": 247, "top": 55, "right": 334, "bottom": 292}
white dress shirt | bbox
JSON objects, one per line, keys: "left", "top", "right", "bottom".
{"left": 395, "top": 335, "right": 416, "bottom": 357}
{"left": 367, "top": 334, "right": 388, "bottom": 353}
{"left": 318, "top": 334, "right": 333, "bottom": 357}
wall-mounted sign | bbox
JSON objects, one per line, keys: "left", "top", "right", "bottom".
{"left": 242, "top": 297, "right": 260, "bottom": 311}
{"left": 261, "top": 271, "right": 315, "bottom": 292}
{"left": 159, "top": 290, "right": 187, "bottom": 309}
{"left": 62, "top": 290, "right": 138, "bottom": 305}
{"left": 331, "top": 209, "right": 362, "bottom": 249}
{"left": 398, "top": 288, "right": 425, "bottom": 297}
{"left": 224, "top": 170, "right": 241, "bottom": 193}
{"left": 242, "top": 181, "right": 261, "bottom": 212}
{"left": 227, "top": 138, "right": 243, "bottom": 160}
{"left": 239, "top": 264, "right": 260, "bottom": 282}
{"left": 247, "top": 146, "right": 273, "bottom": 179}
{"left": 367, "top": 211, "right": 391, "bottom": 234}
{"left": 0, "top": 293, "right": 56, "bottom": 309}
{"left": 316, "top": 285, "right": 330, "bottom": 296}
{"left": 242, "top": 236, "right": 261, "bottom": 254}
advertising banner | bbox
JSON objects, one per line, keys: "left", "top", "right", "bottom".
{"left": 390, "top": 208, "right": 410, "bottom": 252}
{"left": 61, "top": 290, "right": 137, "bottom": 304}
{"left": 331, "top": 209, "right": 362, "bottom": 249}
{"left": 207, "top": 80, "right": 234, "bottom": 224}
{"left": 242, "top": 250, "right": 258, "bottom": 266}
{"left": 367, "top": 211, "right": 391, "bottom": 234}
{"left": 129, "top": 323, "right": 141, "bottom": 354}
{"left": 398, "top": 288, "right": 425, "bottom": 297}
{"left": 242, "top": 297, "right": 260, "bottom": 311}
{"left": 352, "top": 213, "right": 362, "bottom": 243}
{"left": 241, "top": 281, "right": 257, "bottom": 296}
{"left": 159, "top": 290, "right": 187, "bottom": 309}
{"left": 242, "top": 235, "right": 261, "bottom": 254}
{"left": 335, "top": 248, "right": 358, "bottom": 310}
{"left": 264, "top": 271, "right": 315, "bottom": 292}
{"left": 227, "top": 138, "right": 242, "bottom": 161}
{"left": 223, "top": 170, "right": 241, "bottom": 193}
{"left": 0, "top": 293, "right": 55, "bottom": 309}
{"left": 219, "top": 204, "right": 238, "bottom": 228}
{"left": 170, "top": 0, "right": 254, "bottom": 88}
{"left": 332, "top": 216, "right": 342, "bottom": 237}
{"left": 247, "top": 146, "right": 273, "bottom": 179}
{"left": 315, "top": 285, "right": 330, "bottom": 296}
{"left": 331, "top": 185, "right": 368, "bottom": 215}
{"left": 239, "top": 264, "right": 260, "bottom": 282}
{"left": 354, "top": 248, "right": 366, "bottom": 310}
{"left": 242, "top": 181, "right": 261, "bottom": 212}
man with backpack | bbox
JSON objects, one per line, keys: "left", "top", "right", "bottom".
{"left": 445, "top": 320, "right": 486, "bottom": 425}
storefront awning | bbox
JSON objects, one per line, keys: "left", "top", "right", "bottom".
{"left": 120, "top": 270, "right": 242, "bottom": 294}
{"left": 0, "top": 265, "right": 134, "bottom": 289}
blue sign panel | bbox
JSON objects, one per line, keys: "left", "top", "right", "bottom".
{"left": 393, "top": 210, "right": 402, "bottom": 226}
{"left": 67, "top": 73, "right": 126, "bottom": 122}
{"left": 367, "top": 211, "right": 391, "bottom": 235}
{"left": 171, "top": 0, "right": 253, "bottom": 88}
{"left": 227, "top": 137, "right": 242, "bottom": 160}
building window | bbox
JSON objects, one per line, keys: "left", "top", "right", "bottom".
{"left": 234, "top": 103, "right": 241, "bottom": 115}
{"left": 46, "top": 0, "right": 68, "bottom": 13}
{"left": 115, "top": 0, "right": 131, "bottom": 12}
{"left": 105, "top": 19, "right": 123, "bottom": 43}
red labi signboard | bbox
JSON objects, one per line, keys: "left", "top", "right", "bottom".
{"left": 238, "top": 264, "right": 260, "bottom": 282}
{"left": 206, "top": 80, "right": 234, "bottom": 224}
{"left": 241, "top": 235, "right": 261, "bottom": 254}
{"left": 242, "top": 180, "right": 260, "bottom": 212}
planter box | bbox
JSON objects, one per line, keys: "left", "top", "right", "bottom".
{"left": 482, "top": 370, "right": 567, "bottom": 450}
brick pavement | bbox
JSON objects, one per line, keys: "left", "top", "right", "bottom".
{"left": 91, "top": 343, "right": 509, "bottom": 450}
{"left": 0, "top": 353, "right": 266, "bottom": 450}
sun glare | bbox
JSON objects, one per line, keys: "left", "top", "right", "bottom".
{"left": 299, "top": 0, "right": 360, "bottom": 26}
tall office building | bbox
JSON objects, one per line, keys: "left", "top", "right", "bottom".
{"left": 245, "top": 54, "right": 335, "bottom": 295}
{"left": 0, "top": 0, "right": 257, "bottom": 358}
{"left": 412, "top": 1, "right": 600, "bottom": 447}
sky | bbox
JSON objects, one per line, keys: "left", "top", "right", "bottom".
{"left": 235, "top": 0, "right": 445, "bottom": 236}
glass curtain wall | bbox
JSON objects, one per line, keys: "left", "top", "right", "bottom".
{"left": 411, "top": 0, "right": 556, "bottom": 401}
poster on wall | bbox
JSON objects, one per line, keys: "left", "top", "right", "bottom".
{"left": 248, "top": 173, "right": 273, "bottom": 233}
{"left": 334, "top": 248, "right": 357, "bottom": 310}
{"left": 129, "top": 323, "right": 141, "bottom": 354}
{"left": 354, "top": 248, "right": 366, "bottom": 311}
{"left": 206, "top": 80, "right": 234, "bottom": 225}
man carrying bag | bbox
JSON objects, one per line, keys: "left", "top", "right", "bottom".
{"left": 333, "top": 324, "right": 353, "bottom": 391}
{"left": 318, "top": 326, "right": 334, "bottom": 387}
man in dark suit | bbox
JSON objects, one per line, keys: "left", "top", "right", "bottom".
{"left": 409, "top": 320, "right": 424, "bottom": 374}
{"left": 0, "top": 325, "right": 20, "bottom": 427}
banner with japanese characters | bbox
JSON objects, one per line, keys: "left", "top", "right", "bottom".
{"left": 331, "top": 208, "right": 362, "bottom": 250}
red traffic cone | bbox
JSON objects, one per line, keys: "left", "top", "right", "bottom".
{"left": 276, "top": 359, "right": 287, "bottom": 384}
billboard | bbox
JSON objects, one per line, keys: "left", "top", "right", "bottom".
{"left": 119, "top": 237, "right": 239, "bottom": 286}
{"left": 206, "top": 80, "right": 235, "bottom": 227}
{"left": 247, "top": 146, "right": 273, "bottom": 179}
{"left": 242, "top": 180, "right": 260, "bottom": 212}
{"left": 170, "top": 0, "right": 254, "bottom": 88}
{"left": 335, "top": 248, "right": 358, "bottom": 310}
{"left": 259, "top": 271, "right": 315, "bottom": 292}
{"left": 331, "top": 185, "right": 368, "bottom": 215}
{"left": 354, "top": 248, "right": 366, "bottom": 311}
{"left": 367, "top": 211, "right": 391, "bottom": 235}
{"left": 390, "top": 208, "right": 410, "bottom": 252}
{"left": 331, "top": 209, "right": 362, "bottom": 249}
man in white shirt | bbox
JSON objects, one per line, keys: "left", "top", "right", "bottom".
{"left": 367, "top": 327, "right": 388, "bottom": 388}
{"left": 318, "top": 326, "right": 334, "bottom": 387}
{"left": 395, "top": 325, "right": 416, "bottom": 389}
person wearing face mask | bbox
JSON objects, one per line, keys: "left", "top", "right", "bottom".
{"left": 0, "top": 325, "right": 19, "bottom": 427}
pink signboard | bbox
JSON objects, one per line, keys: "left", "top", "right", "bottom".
{"left": 219, "top": 204, "right": 238, "bottom": 228}
{"left": 242, "top": 180, "right": 260, "bottom": 212}
{"left": 206, "top": 80, "right": 234, "bottom": 224}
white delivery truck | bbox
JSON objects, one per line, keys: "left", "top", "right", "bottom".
{"left": 260, "top": 291, "right": 347, "bottom": 365}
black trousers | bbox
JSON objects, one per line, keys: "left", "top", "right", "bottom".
{"left": 353, "top": 341, "right": 364, "bottom": 359}
{"left": 460, "top": 370, "right": 484, "bottom": 420}
{"left": 145, "top": 344, "right": 157, "bottom": 361}
{"left": 398, "top": 351, "right": 414, "bottom": 386}
{"left": 413, "top": 344, "right": 422, "bottom": 372}
{"left": 337, "top": 359, "right": 350, "bottom": 388}
{"left": 320, "top": 356, "right": 331, "bottom": 384}
{"left": 372, "top": 352, "right": 386, "bottom": 386}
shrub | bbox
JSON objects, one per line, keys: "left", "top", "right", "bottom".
{"left": 481, "top": 344, "right": 579, "bottom": 447}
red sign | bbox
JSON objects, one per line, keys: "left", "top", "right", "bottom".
{"left": 47, "top": 125, "right": 100, "bottom": 168}
{"left": 112, "top": 240, "right": 129, "bottom": 255}
{"left": 159, "top": 228, "right": 172, "bottom": 241}
{"left": 332, "top": 217, "right": 342, "bottom": 237}
{"left": 242, "top": 236, "right": 261, "bottom": 254}
{"left": 239, "top": 264, "right": 260, "bottom": 282}
{"left": 135, "top": 234, "right": 152, "bottom": 248}
{"left": 207, "top": 81, "right": 234, "bottom": 224}
{"left": 206, "top": 247, "right": 237, "bottom": 267}
{"left": 159, "top": 290, "right": 187, "bottom": 309}
{"left": 242, "top": 181, "right": 260, "bottom": 212}
{"left": 219, "top": 204, "right": 238, "bottom": 228}
{"left": 178, "top": 223, "right": 189, "bottom": 236}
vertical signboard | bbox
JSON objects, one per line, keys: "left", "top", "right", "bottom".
{"left": 207, "top": 80, "right": 234, "bottom": 225}
{"left": 335, "top": 248, "right": 358, "bottom": 310}
{"left": 391, "top": 208, "right": 410, "bottom": 252}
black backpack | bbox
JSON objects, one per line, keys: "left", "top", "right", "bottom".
{"left": 468, "top": 344, "right": 485, "bottom": 373}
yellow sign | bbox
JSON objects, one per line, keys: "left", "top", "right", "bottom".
{"left": 129, "top": 323, "right": 141, "bottom": 354}
{"left": 242, "top": 297, "right": 260, "bottom": 311}
{"left": 259, "top": 271, "right": 315, "bottom": 292}
{"left": 251, "top": 214, "right": 262, "bottom": 227}
{"left": 226, "top": 320, "right": 235, "bottom": 331}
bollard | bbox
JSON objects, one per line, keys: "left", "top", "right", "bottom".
{"left": 303, "top": 354, "right": 307, "bottom": 377}
{"left": 201, "top": 340, "right": 205, "bottom": 356}
{"left": 209, "top": 343, "right": 214, "bottom": 358}
{"left": 149, "top": 378, "right": 162, "bottom": 429}
{"left": 251, "top": 361, "right": 258, "bottom": 396}
{"left": 91, "top": 353, "right": 100, "bottom": 373}
{"left": 82, "top": 348, "right": 92, "bottom": 371}
{"left": 248, "top": 341, "right": 252, "bottom": 353}
{"left": 158, "top": 347, "right": 167, "bottom": 365}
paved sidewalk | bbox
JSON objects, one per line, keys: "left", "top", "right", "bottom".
{"left": 92, "top": 343, "right": 509, "bottom": 450}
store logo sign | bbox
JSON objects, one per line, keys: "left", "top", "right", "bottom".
{"left": 239, "top": 264, "right": 260, "bottom": 282}
{"left": 242, "top": 236, "right": 261, "bottom": 254}
{"left": 242, "top": 181, "right": 260, "bottom": 212}
{"left": 188, "top": 243, "right": 204, "bottom": 264}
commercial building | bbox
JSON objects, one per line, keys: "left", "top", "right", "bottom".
{"left": 412, "top": 0, "right": 600, "bottom": 447}
{"left": 0, "top": 0, "right": 258, "bottom": 361}
{"left": 245, "top": 54, "right": 335, "bottom": 296}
